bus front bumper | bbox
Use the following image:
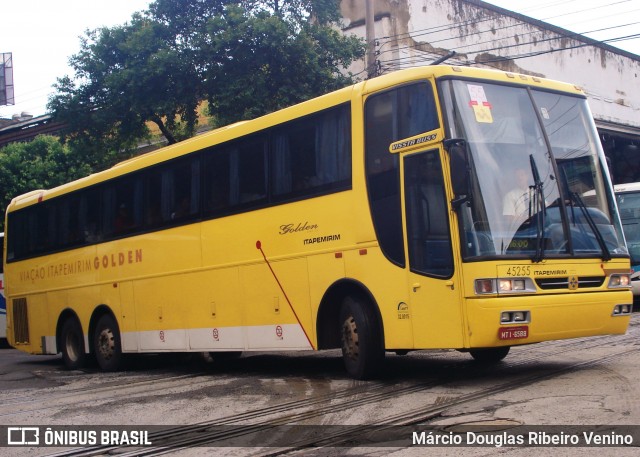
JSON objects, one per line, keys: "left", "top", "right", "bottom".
{"left": 465, "top": 290, "right": 632, "bottom": 348}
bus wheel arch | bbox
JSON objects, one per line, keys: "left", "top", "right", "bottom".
{"left": 89, "top": 306, "right": 123, "bottom": 372}
{"left": 316, "top": 279, "right": 385, "bottom": 379}
{"left": 57, "top": 310, "right": 87, "bottom": 370}
{"left": 317, "top": 279, "right": 383, "bottom": 349}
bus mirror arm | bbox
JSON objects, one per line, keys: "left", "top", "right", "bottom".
{"left": 451, "top": 194, "right": 470, "bottom": 210}
{"left": 445, "top": 138, "right": 471, "bottom": 209}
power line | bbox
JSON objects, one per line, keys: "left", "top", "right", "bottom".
{"left": 378, "top": 0, "right": 632, "bottom": 44}
{"left": 378, "top": 26, "right": 640, "bottom": 72}
{"left": 375, "top": 0, "right": 637, "bottom": 59}
{"left": 370, "top": 0, "right": 640, "bottom": 77}
{"left": 378, "top": 31, "right": 640, "bottom": 75}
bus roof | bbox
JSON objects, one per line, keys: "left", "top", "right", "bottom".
{"left": 6, "top": 65, "right": 584, "bottom": 212}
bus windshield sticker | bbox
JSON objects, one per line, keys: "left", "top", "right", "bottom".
{"left": 540, "top": 107, "right": 550, "bottom": 119}
{"left": 467, "top": 84, "right": 493, "bottom": 124}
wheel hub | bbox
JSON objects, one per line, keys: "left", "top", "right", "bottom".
{"left": 341, "top": 316, "right": 359, "bottom": 360}
{"left": 97, "top": 328, "right": 115, "bottom": 360}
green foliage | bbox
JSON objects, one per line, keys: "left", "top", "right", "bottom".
{"left": 48, "top": 0, "right": 364, "bottom": 157}
{"left": 2, "top": 1, "right": 363, "bottom": 230}
{"left": 204, "top": 4, "right": 363, "bottom": 126}
{"left": 0, "top": 136, "right": 92, "bottom": 230}
{"left": 49, "top": 12, "right": 202, "bottom": 157}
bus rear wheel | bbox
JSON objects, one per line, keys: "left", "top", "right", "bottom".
{"left": 469, "top": 346, "right": 510, "bottom": 363}
{"left": 60, "top": 318, "right": 86, "bottom": 370}
{"left": 340, "top": 296, "right": 384, "bottom": 380}
{"left": 209, "top": 351, "right": 243, "bottom": 362}
{"left": 93, "top": 314, "right": 122, "bottom": 372}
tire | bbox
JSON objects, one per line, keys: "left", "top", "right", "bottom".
{"left": 60, "top": 318, "right": 86, "bottom": 370}
{"left": 469, "top": 346, "right": 510, "bottom": 363}
{"left": 93, "top": 314, "right": 123, "bottom": 372}
{"left": 209, "top": 351, "right": 243, "bottom": 362}
{"left": 340, "top": 296, "right": 384, "bottom": 380}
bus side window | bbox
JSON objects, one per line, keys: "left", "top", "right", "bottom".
{"left": 144, "top": 172, "right": 164, "bottom": 228}
{"left": 271, "top": 105, "right": 351, "bottom": 201}
{"left": 168, "top": 157, "right": 201, "bottom": 222}
{"left": 103, "top": 178, "right": 143, "bottom": 237}
{"left": 82, "top": 189, "right": 101, "bottom": 242}
{"left": 404, "top": 151, "right": 454, "bottom": 277}
{"left": 58, "top": 196, "right": 83, "bottom": 247}
{"left": 228, "top": 136, "right": 267, "bottom": 208}
{"left": 203, "top": 136, "right": 267, "bottom": 215}
{"left": 365, "top": 81, "right": 439, "bottom": 267}
{"left": 204, "top": 148, "right": 231, "bottom": 216}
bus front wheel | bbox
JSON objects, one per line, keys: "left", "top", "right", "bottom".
{"left": 60, "top": 318, "right": 86, "bottom": 370}
{"left": 93, "top": 314, "right": 122, "bottom": 372}
{"left": 469, "top": 346, "right": 510, "bottom": 363}
{"left": 340, "top": 296, "right": 384, "bottom": 379}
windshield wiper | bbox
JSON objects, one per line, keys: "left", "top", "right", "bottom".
{"left": 569, "top": 191, "right": 612, "bottom": 261}
{"left": 529, "top": 154, "right": 546, "bottom": 263}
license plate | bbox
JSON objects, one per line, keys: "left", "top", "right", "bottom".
{"left": 498, "top": 325, "right": 529, "bottom": 340}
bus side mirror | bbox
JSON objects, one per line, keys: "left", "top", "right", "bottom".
{"left": 445, "top": 139, "right": 470, "bottom": 205}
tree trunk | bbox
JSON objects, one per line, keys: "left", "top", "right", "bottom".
{"left": 150, "top": 113, "right": 177, "bottom": 145}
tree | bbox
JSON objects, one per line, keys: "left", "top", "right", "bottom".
{"left": 49, "top": 13, "right": 202, "bottom": 156}
{"left": 203, "top": 3, "right": 363, "bottom": 126}
{"left": 0, "top": 136, "right": 91, "bottom": 231}
{"left": 48, "top": 0, "right": 364, "bottom": 163}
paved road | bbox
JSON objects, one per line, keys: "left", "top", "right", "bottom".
{"left": 0, "top": 314, "right": 638, "bottom": 456}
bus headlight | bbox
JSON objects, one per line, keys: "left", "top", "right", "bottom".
{"left": 499, "top": 279, "right": 526, "bottom": 291}
{"left": 475, "top": 279, "right": 496, "bottom": 294}
{"left": 475, "top": 278, "right": 535, "bottom": 295}
{"left": 608, "top": 274, "right": 631, "bottom": 288}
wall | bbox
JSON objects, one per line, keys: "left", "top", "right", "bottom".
{"left": 340, "top": 0, "right": 640, "bottom": 135}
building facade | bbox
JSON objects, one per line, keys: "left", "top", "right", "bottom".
{"left": 340, "top": 0, "right": 640, "bottom": 184}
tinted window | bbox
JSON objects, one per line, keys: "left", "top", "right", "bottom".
{"left": 405, "top": 151, "right": 453, "bottom": 277}
{"left": 365, "top": 82, "right": 439, "bottom": 266}
{"left": 8, "top": 104, "right": 352, "bottom": 261}
{"left": 203, "top": 135, "right": 268, "bottom": 216}
{"left": 102, "top": 177, "right": 143, "bottom": 237}
{"left": 271, "top": 105, "right": 351, "bottom": 201}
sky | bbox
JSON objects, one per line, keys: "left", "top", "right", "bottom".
{"left": 0, "top": 0, "right": 152, "bottom": 119}
{"left": 483, "top": 0, "right": 640, "bottom": 53}
{"left": 1, "top": 0, "right": 639, "bottom": 119}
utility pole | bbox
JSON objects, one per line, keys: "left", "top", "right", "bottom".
{"left": 365, "top": 0, "right": 376, "bottom": 78}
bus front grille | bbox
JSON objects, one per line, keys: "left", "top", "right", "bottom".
{"left": 535, "top": 276, "right": 605, "bottom": 290}
{"left": 12, "top": 298, "right": 30, "bottom": 344}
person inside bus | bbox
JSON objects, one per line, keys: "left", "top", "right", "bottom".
{"left": 114, "top": 203, "right": 133, "bottom": 233}
{"left": 503, "top": 168, "right": 532, "bottom": 221}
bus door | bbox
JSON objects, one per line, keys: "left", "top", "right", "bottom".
{"left": 403, "top": 150, "right": 465, "bottom": 348}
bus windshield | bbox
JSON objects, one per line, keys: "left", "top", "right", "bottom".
{"left": 615, "top": 186, "right": 640, "bottom": 268}
{"left": 441, "top": 79, "right": 627, "bottom": 261}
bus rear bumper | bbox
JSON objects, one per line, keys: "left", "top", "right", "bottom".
{"left": 465, "top": 291, "right": 632, "bottom": 348}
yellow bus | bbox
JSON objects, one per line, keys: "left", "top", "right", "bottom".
{"left": 0, "top": 233, "right": 5, "bottom": 341}
{"left": 3, "top": 66, "right": 632, "bottom": 379}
